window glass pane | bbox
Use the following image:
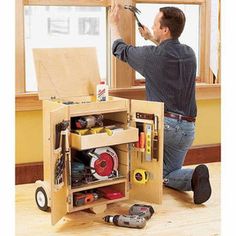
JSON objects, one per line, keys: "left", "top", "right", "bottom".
{"left": 24, "top": 6, "right": 106, "bottom": 92}
{"left": 135, "top": 4, "right": 200, "bottom": 79}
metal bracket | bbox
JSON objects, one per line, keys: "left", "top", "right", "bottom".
{"left": 67, "top": 194, "right": 72, "bottom": 205}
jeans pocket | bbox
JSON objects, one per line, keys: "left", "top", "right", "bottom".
{"left": 164, "top": 124, "right": 182, "bottom": 146}
{"left": 164, "top": 124, "right": 176, "bottom": 131}
{"left": 178, "top": 130, "right": 195, "bottom": 150}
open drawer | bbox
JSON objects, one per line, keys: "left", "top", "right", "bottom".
{"left": 70, "top": 127, "right": 138, "bottom": 150}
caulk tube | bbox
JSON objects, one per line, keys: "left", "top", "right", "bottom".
{"left": 103, "top": 215, "right": 146, "bottom": 229}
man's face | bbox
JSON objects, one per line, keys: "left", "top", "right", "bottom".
{"left": 152, "top": 12, "right": 166, "bottom": 43}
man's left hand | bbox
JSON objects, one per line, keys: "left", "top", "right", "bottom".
{"left": 109, "top": 3, "right": 122, "bottom": 27}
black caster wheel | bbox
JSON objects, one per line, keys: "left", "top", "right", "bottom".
{"left": 35, "top": 187, "right": 49, "bottom": 211}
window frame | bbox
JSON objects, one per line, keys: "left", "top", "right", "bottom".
{"left": 132, "top": 0, "right": 209, "bottom": 86}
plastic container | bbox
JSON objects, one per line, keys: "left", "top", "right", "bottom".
{"left": 96, "top": 81, "right": 108, "bottom": 102}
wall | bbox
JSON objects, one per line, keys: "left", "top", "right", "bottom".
{"left": 16, "top": 110, "right": 43, "bottom": 163}
{"left": 194, "top": 99, "right": 221, "bottom": 145}
{"left": 15, "top": 99, "right": 221, "bottom": 164}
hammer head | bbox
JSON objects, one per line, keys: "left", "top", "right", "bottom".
{"left": 124, "top": 5, "right": 143, "bottom": 28}
{"left": 124, "top": 5, "right": 141, "bottom": 15}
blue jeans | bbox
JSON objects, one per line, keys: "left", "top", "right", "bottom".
{"left": 163, "top": 117, "right": 195, "bottom": 191}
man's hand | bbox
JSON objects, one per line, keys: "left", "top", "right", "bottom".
{"left": 109, "top": 2, "right": 123, "bottom": 43}
{"left": 138, "top": 25, "right": 152, "bottom": 40}
{"left": 109, "top": 3, "right": 122, "bottom": 27}
{"left": 139, "top": 25, "right": 159, "bottom": 45}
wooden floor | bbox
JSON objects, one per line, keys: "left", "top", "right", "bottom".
{"left": 16, "top": 163, "right": 220, "bottom": 236}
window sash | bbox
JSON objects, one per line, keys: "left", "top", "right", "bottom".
{"left": 16, "top": 0, "right": 109, "bottom": 93}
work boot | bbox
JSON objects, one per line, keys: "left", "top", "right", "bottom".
{"left": 191, "top": 164, "right": 212, "bottom": 204}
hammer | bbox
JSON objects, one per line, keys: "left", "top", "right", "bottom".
{"left": 124, "top": 5, "right": 144, "bottom": 29}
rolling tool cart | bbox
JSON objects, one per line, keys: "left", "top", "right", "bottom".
{"left": 33, "top": 48, "right": 164, "bottom": 225}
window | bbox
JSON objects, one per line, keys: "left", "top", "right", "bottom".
{"left": 135, "top": 3, "right": 200, "bottom": 80}
{"left": 16, "top": 0, "right": 217, "bottom": 98}
{"left": 24, "top": 6, "right": 107, "bottom": 92}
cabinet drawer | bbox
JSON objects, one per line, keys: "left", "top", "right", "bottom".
{"left": 70, "top": 127, "right": 138, "bottom": 150}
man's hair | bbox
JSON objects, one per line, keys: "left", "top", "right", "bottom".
{"left": 159, "top": 7, "right": 186, "bottom": 39}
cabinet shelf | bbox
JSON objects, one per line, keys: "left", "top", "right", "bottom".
{"left": 70, "top": 177, "right": 127, "bottom": 193}
{"left": 69, "top": 196, "right": 129, "bottom": 213}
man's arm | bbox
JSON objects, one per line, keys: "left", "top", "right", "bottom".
{"left": 138, "top": 26, "right": 159, "bottom": 45}
{"left": 109, "top": 3, "right": 150, "bottom": 76}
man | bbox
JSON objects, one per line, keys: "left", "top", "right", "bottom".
{"left": 109, "top": 4, "right": 211, "bottom": 204}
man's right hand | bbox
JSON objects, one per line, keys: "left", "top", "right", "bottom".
{"left": 138, "top": 25, "right": 153, "bottom": 40}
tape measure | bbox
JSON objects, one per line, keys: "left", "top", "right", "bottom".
{"left": 133, "top": 169, "right": 149, "bottom": 184}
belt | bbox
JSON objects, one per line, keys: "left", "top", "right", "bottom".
{"left": 164, "top": 112, "right": 196, "bottom": 122}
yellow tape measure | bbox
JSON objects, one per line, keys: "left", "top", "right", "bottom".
{"left": 133, "top": 169, "right": 149, "bottom": 184}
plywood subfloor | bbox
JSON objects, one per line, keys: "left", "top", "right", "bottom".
{"left": 16, "top": 163, "right": 220, "bottom": 236}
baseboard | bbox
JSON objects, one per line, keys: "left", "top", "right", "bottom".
{"left": 184, "top": 143, "right": 221, "bottom": 165}
{"left": 15, "top": 162, "right": 43, "bottom": 185}
{"left": 15, "top": 144, "right": 221, "bottom": 185}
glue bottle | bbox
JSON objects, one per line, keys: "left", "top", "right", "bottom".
{"left": 96, "top": 81, "right": 108, "bottom": 102}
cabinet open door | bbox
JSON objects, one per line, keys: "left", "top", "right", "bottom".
{"left": 50, "top": 106, "right": 69, "bottom": 225}
{"left": 129, "top": 99, "right": 164, "bottom": 204}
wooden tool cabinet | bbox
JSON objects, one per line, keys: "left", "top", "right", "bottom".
{"left": 33, "top": 48, "right": 164, "bottom": 225}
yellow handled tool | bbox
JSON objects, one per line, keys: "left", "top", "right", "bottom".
{"left": 74, "top": 127, "right": 113, "bottom": 136}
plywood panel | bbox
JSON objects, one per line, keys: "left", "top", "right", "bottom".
{"left": 115, "top": 149, "right": 129, "bottom": 166}
{"left": 48, "top": 105, "right": 69, "bottom": 225}
{"left": 129, "top": 99, "right": 164, "bottom": 204}
{"left": 33, "top": 48, "right": 100, "bottom": 100}
{"left": 43, "top": 100, "right": 66, "bottom": 182}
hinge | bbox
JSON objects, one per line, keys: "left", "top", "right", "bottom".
{"left": 50, "top": 96, "right": 59, "bottom": 101}
{"left": 128, "top": 144, "right": 132, "bottom": 190}
{"left": 127, "top": 114, "right": 133, "bottom": 126}
{"left": 67, "top": 194, "right": 72, "bottom": 204}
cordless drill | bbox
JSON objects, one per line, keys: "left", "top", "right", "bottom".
{"left": 103, "top": 215, "right": 146, "bottom": 229}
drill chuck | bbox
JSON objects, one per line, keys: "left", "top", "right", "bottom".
{"left": 103, "top": 215, "right": 146, "bottom": 229}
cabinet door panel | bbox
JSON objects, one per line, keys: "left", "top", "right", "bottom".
{"left": 129, "top": 99, "right": 164, "bottom": 204}
{"left": 50, "top": 106, "right": 69, "bottom": 225}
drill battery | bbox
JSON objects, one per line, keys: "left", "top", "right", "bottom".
{"left": 129, "top": 204, "right": 154, "bottom": 220}
{"left": 73, "top": 192, "right": 99, "bottom": 207}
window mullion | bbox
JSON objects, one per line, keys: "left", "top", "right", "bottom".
{"left": 16, "top": 0, "right": 26, "bottom": 93}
